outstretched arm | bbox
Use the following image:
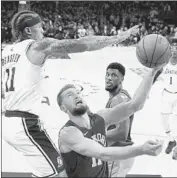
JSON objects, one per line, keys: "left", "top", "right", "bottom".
{"left": 97, "top": 66, "right": 164, "bottom": 126}
{"left": 27, "top": 26, "right": 139, "bottom": 65}
{"left": 59, "top": 126, "right": 163, "bottom": 161}
{"left": 153, "top": 68, "right": 163, "bottom": 84}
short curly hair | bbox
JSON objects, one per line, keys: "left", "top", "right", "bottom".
{"left": 106, "top": 62, "right": 126, "bottom": 77}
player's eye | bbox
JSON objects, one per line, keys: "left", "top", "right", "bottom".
{"left": 67, "top": 94, "right": 72, "bottom": 97}
{"left": 76, "top": 91, "right": 81, "bottom": 95}
{"left": 112, "top": 74, "right": 117, "bottom": 77}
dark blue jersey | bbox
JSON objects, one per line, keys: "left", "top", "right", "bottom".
{"left": 60, "top": 113, "right": 109, "bottom": 177}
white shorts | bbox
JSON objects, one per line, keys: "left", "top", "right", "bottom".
{"left": 2, "top": 111, "right": 64, "bottom": 177}
{"left": 161, "top": 89, "right": 177, "bottom": 115}
{"left": 108, "top": 158, "right": 135, "bottom": 177}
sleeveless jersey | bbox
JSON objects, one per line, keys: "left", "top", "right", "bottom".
{"left": 106, "top": 89, "right": 134, "bottom": 144}
{"left": 60, "top": 113, "right": 109, "bottom": 177}
{"left": 2, "top": 40, "right": 44, "bottom": 114}
{"left": 162, "top": 63, "right": 177, "bottom": 92}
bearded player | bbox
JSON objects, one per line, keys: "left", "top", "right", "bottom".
{"left": 2, "top": 10, "right": 139, "bottom": 177}
{"left": 105, "top": 62, "right": 134, "bottom": 177}
{"left": 58, "top": 62, "right": 165, "bottom": 177}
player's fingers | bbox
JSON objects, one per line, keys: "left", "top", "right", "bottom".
{"left": 155, "top": 146, "right": 163, "bottom": 155}
{"left": 147, "top": 140, "right": 157, "bottom": 145}
{"left": 152, "top": 143, "right": 163, "bottom": 150}
{"left": 156, "top": 139, "right": 164, "bottom": 145}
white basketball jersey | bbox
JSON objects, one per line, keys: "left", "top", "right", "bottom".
{"left": 2, "top": 39, "right": 44, "bottom": 114}
{"left": 162, "top": 62, "right": 177, "bottom": 92}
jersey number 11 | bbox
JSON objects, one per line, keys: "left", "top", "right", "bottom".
{"left": 92, "top": 157, "right": 102, "bottom": 167}
{"left": 5, "top": 67, "right": 16, "bottom": 92}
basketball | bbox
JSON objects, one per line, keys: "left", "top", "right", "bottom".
{"left": 136, "top": 34, "right": 171, "bottom": 68}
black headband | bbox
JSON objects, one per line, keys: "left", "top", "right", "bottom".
{"left": 19, "top": 15, "right": 41, "bottom": 30}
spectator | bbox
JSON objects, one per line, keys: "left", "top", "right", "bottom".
{"left": 110, "top": 26, "right": 117, "bottom": 36}
{"left": 77, "top": 25, "right": 86, "bottom": 38}
{"left": 94, "top": 25, "right": 101, "bottom": 36}
{"left": 86, "top": 24, "right": 95, "bottom": 36}
{"left": 164, "top": 3, "right": 171, "bottom": 12}
{"left": 1, "top": 1, "right": 176, "bottom": 45}
{"left": 55, "top": 25, "right": 64, "bottom": 40}
{"left": 117, "top": 26, "right": 124, "bottom": 35}
{"left": 150, "top": 7, "right": 159, "bottom": 18}
{"left": 103, "top": 25, "right": 109, "bottom": 36}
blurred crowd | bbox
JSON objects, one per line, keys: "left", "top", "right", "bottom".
{"left": 2, "top": 1, "right": 177, "bottom": 45}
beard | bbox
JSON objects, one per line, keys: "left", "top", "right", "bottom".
{"left": 105, "top": 84, "right": 118, "bottom": 92}
{"left": 72, "top": 104, "right": 88, "bottom": 116}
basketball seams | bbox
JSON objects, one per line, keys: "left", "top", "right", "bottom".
{"left": 150, "top": 35, "right": 159, "bottom": 67}
{"left": 155, "top": 44, "right": 170, "bottom": 65}
{"left": 136, "top": 49, "right": 147, "bottom": 65}
{"left": 142, "top": 36, "right": 149, "bottom": 64}
{"left": 137, "top": 34, "right": 170, "bottom": 68}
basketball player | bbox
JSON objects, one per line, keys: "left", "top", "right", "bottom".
{"left": 1, "top": 10, "right": 139, "bottom": 177}
{"left": 159, "top": 38, "right": 177, "bottom": 157}
{"left": 105, "top": 62, "right": 134, "bottom": 177}
{"left": 58, "top": 64, "right": 164, "bottom": 177}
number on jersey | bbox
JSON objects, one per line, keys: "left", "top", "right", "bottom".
{"left": 170, "top": 76, "right": 173, "bottom": 85}
{"left": 5, "top": 67, "right": 16, "bottom": 92}
{"left": 92, "top": 157, "right": 102, "bottom": 167}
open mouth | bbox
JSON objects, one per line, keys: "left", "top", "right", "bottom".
{"left": 106, "top": 82, "right": 112, "bottom": 86}
{"left": 76, "top": 100, "right": 83, "bottom": 105}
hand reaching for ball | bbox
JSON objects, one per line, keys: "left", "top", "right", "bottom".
{"left": 142, "top": 139, "right": 164, "bottom": 156}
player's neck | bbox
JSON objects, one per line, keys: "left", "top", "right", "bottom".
{"left": 109, "top": 86, "right": 122, "bottom": 98}
{"left": 70, "top": 113, "right": 91, "bottom": 129}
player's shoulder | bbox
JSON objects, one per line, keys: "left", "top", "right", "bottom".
{"left": 29, "top": 37, "right": 58, "bottom": 52}
{"left": 89, "top": 112, "right": 105, "bottom": 124}
{"left": 110, "top": 91, "right": 130, "bottom": 107}
{"left": 60, "top": 126, "right": 81, "bottom": 141}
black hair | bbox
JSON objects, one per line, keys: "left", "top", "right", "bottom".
{"left": 106, "top": 62, "right": 125, "bottom": 77}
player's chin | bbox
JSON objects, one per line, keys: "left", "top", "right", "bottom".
{"left": 105, "top": 85, "right": 113, "bottom": 91}
{"left": 73, "top": 105, "right": 87, "bottom": 116}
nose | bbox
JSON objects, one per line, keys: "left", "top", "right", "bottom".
{"left": 74, "top": 93, "right": 80, "bottom": 100}
{"left": 106, "top": 75, "right": 112, "bottom": 81}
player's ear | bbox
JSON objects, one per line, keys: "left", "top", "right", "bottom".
{"left": 60, "top": 105, "right": 67, "bottom": 113}
{"left": 24, "top": 27, "right": 32, "bottom": 36}
{"left": 121, "top": 76, "right": 124, "bottom": 83}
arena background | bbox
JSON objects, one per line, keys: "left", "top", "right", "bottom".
{"left": 1, "top": 1, "right": 177, "bottom": 177}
